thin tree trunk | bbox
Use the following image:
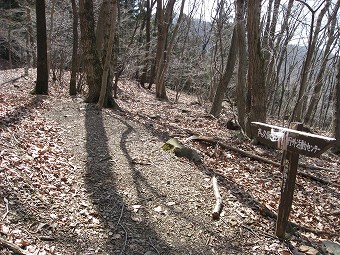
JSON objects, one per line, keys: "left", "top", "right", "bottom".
{"left": 8, "top": 26, "right": 12, "bottom": 69}
{"left": 236, "top": 0, "right": 247, "bottom": 130}
{"left": 98, "top": 0, "right": 118, "bottom": 108}
{"left": 333, "top": 58, "right": 340, "bottom": 152}
{"left": 69, "top": 0, "right": 78, "bottom": 96}
{"left": 47, "top": 0, "right": 56, "bottom": 77}
{"left": 154, "top": 0, "right": 176, "bottom": 100}
{"left": 291, "top": 0, "right": 330, "bottom": 122}
{"left": 246, "top": 0, "right": 266, "bottom": 136}
{"left": 35, "top": 0, "right": 49, "bottom": 95}
{"left": 156, "top": 0, "right": 186, "bottom": 99}
{"left": 210, "top": 25, "right": 238, "bottom": 117}
{"left": 267, "top": 0, "right": 295, "bottom": 116}
{"left": 79, "top": 0, "right": 102, "bottom": 103}
{"left": 140, "top": 0, "right": 152, "bottom": 88}
{"left": 26, "top": 6, "right": 36, "bottom": 67}
{"left": 304, "top": 0, "right": 339, "bottom": 124}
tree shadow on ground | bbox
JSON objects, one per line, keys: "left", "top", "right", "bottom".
{"left": 109, "top": 114, "right": 243, "bottom": 254}
{"left": 120, "top": 108, "right": 339, "bottom": 231}
{"left": 119, "top": 109, "right": 270, "bottom": 211}
{"left": 84, "top": 105, "right": 171, "bottom": 254}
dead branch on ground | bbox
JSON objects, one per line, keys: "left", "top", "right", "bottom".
{"left": 188, "top": 135, "right": 339, "bottom": 188}
{"left": 212, "top": 176, "right": 223, "bottom": 220}
{"left": 0, "top": 237, "right": 28, "bottom": 255}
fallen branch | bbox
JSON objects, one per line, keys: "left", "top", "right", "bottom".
{"left": 212, "top": 176, "right": 223, "bottom": 220}
{"left": 0, "top": 237, "right": 28, "bottom": 255}
{"left": 189, "top": 135, "right": 340, "bottom": 188}
{"left": 1, "top": 197, "right": 9, "bottom": 221}
{"left": 39, "top": 236, "right": 55, "bottom": 241}
{"left": 297, "top": 171, "right": 339, "bottom": 187}
{"left": 241, "top": 224, "right": 277, "bottom": 239}
{"left": 188, "top": 135, "right": 281, "bottom": 166}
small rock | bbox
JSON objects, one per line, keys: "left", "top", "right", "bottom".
{"left": 173, "top": 207, "right": 183, "bottom": 213}
{"left": 154, "top": 206, "right": 162, "bottom": 213}
{"left": 111, "top": 234, "right": 121, "bottom": 239}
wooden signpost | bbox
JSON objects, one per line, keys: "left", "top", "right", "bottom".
{"left": 251, "top": 122, "right": 336, "bottom": 239}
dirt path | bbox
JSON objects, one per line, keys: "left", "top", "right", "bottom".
{"left": 42, "top": 97, "right": 276, "bottom": 255}
{"left": 1, "top": 70, "right": 339, "bottom": 254}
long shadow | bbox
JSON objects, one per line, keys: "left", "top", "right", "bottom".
{"left": 118, "top": 109, "right": 270, "bottom": 210}
{"left": 118, "top": 108, "right": 338, "bottom": 238}
{"left": 113, "top": 115, "right": 243, "bottom": 254}
{"left": 84, "top": 104, "right": 171, "bottom": 254}
{"left": 118, "top": 118, "right": 172, "bottom": 209}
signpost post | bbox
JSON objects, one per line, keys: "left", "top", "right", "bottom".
{"left": 251, "top": 122, "right": 336, "bottom": 239}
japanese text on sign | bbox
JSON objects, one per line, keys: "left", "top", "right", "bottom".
{"left": 257, "top": 128, "right": 321, "bottom": 153}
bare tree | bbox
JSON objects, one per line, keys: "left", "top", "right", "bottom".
{"left": 209, "top": 24, "right": 238, "bottom": 116}
{"left": 290, "top": 0, "right": 330, "bottom": 122}
{"left": 25, "top": 6, "right": 36, "bottom": 68}
{"left": 246, "top": 0, "right": 266, "bottom": 135}
{"left": 304, "top": 0, "right": 339, "bottom": 124}
{"left": 79, "top": 0, "right": 102, "bottom": 103}
{"left": 69, "top": 0, "right": 78, "bottom": 96}
{"left": 47, "top": 0, "right": 56, "bottom": 79}
{"left": 153, "top": 0, "right": 186, "bottom": 100}
{"left": 98, "top": 0, "right": 118, "bottom": 108}
{"left": 267, "top": 0, "right": 297, "bottom": 117}
{"left": 333, "top": 57, "right": 340, "bottom": 153}
{"left": 235, "top": 0, "right": 247, "bottom": 130}
{"left": 34, "top": 0, "right": 49, "bottom": 95}
{"left": 208, "top": 0, "right": 231, "bottom": 102}
{"left": 140, "top": 0, "right": 153, "bottom": 88}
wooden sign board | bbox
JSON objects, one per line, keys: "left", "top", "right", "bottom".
{"left": 251, "top": 121, "right": 336, "bottom": 239}
{"left": 251, "top": 122, "right": 336, "bottom": 157}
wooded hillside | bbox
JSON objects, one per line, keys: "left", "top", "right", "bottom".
{"left": 0, "top": 0, "right": 339, "bottom": 254}
{"left": 1, "top": 0, "right": 339, "bottom": 140}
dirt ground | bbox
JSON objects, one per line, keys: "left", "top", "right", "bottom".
{"left": 0, "top": 69, "right": 339, "bottom": 255}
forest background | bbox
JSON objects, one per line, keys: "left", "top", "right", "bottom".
{"left": 0, "top": 0, "right": 340, "bottom": 254}
{"left": 0, "top": 0, "right": 339, "bottom": 149}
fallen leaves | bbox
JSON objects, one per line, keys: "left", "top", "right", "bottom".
{"left": 0, "top": 71, "right": 78, "bottom": 254}
{"left": 0, "top": 69, "right": 339, "bottom": 254}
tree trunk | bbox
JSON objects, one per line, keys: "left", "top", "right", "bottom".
{"left": 269, "top": 0, "right": 294, "bottom": 117}
{"left": 154, "top": 0, "right": 176, "bottom": 100}
{"left": 8, "top": 26, "right": 12, "bottom": 69}
{"left": 208, "top": 0, "right": 228, "bottom": 102}
{"left": 140, "top": 0, "right": 152, "bottom": 88}
{"left": 26, "top": 6, "right": 36, "bottom": 68}
{"left": 210, "top": 25, "right": 238, "bottom": 116}
{"left": 79, "top": 0, "right": 102, "bottom": 103}
{"left": 47, "top": 0, "right": 56, "bottom": 76}
{"left": 291, "top": 0, "right": 330, "bottom": 122}
{"left": 333, "top": 58, "right": 340, "bottom": 153}
{"left": 246, "top": 0, "right": 266, "bottom": 136}
{"left": 98, "top": 0, "right": 118, "bottom": 108}
{"left": 156, "top": 0, "right": 186, "bottom": 99}
{"left": 69, "top": 0, "right": 78, "bottom": 96}
{"left": 304, "top": 0, "right": 339, "bottom": 124}
{"left": 34, "top": 0, "right": 49, "bottom": 95}
{"left": 235, "top": 0, "right": 247, "bottom": 130}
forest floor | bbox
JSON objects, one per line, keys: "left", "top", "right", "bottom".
{"left": 0, "top": 68, "right": 339, "bottom": 255}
